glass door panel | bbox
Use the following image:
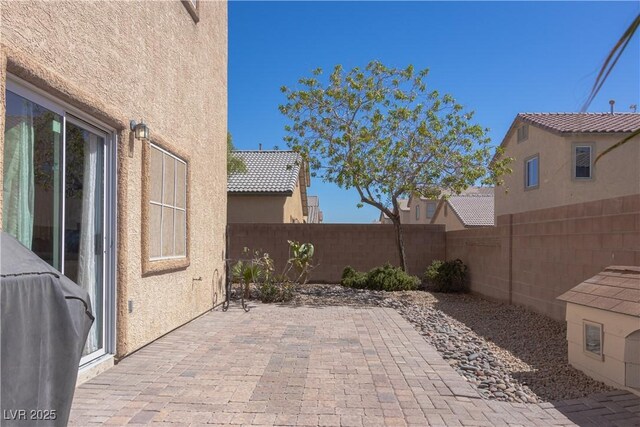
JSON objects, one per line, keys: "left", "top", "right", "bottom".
{"left": 65, "top": 120, "right": 105, "bottom": 358}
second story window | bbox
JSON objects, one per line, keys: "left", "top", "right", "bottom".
{"left": 525, "top": 155, "right": 539, "bottom": 189}
{"left": 415, "top": 204, "right": 420, "bottom": 220}
{"left": 574, "top": 145, "right": 593, "bottom": 179}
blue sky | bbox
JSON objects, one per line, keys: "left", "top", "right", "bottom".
{"left": 229, "top": 1, "right": 639, "bottom": 223}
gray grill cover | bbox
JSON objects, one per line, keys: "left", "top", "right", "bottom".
{"left": 1, "top": 232, "right": 94, "bottom": 426}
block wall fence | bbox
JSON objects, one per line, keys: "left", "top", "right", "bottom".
{"left": 228, "top": 194, "right": 640, "bottom": 321}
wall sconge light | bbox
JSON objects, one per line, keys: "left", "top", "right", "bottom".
{"left": 130, "top": 119, "right": 150, "bottom": 141}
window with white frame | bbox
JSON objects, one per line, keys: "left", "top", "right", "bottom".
{"left": 525, "top": 155, "right": 539, "bottom": 189}
{"left": 426, "top": 202, "right": 436, "bottom": 218}
{"left": 574, "top": 145, "right": 593, "bottom": 179}
{"left": 149, "top": 144, "right": 187, "bottom": 260}
{"left": 584, "top": 321, "right": 603, "bottom": 359}
{"left": 415, "top": 204, "right": 420, "bottom": 220}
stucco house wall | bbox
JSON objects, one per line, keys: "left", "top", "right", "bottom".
{"left": 431, "top": 202, "right": 466, "bottom": 231}
{"left": 0, "top": 0, "right": 227, "bottom": 361}
{"left": 227, "top": 183, "right": 305, "bottom": 224}
{"left": 495, "top": 121, "right": 640, "bottom": 217}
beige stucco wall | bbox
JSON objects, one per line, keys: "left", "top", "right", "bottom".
{"left": 495, "top": 122, "right": 640, "bottom": 217}
{"left": 432, "top": 202, "right": 466, "bottom": 231}
{"left": 565, "top": 303, "right": 640, "bottom": 397}
{"left": 228, "top": 194, "right": 288, "bottom": 223}
{"left": 0, "top": 1, "right": 228, "bottom": 356}
{"left": 403, "top": 197, "right": 437, "bottom": 224}
{"left": 228, "top": 184, "right": 305, "bottom": 224}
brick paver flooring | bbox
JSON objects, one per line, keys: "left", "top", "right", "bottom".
{"left": 69, "top": 304, "right": 640, "bottom": 426}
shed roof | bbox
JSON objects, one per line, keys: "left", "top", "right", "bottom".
{"left": 227, "top": 150, "right": 303, "bottom": 194}
{"left": 557, "top": 266, "right": 640, "bottom": 317}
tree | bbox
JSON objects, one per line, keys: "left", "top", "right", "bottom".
{"left": 279, "top": 61, "right": 510, "bottom": 271}
{"left": 227, "top": 132, "right": 247, "bottom": 176}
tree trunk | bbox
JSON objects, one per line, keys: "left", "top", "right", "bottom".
{"left": 392, "top": 219, "right": 408, "bottom": 272}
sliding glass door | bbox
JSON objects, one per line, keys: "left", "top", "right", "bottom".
{"left": 3, "top": 83, "right": 111, "bottom": 364}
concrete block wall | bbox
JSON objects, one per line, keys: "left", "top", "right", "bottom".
{"left": 227, "top": 223, "right": 446, "bottom": 283}
{"left": 446, "top": 194, "right": 640, "bottom": 321}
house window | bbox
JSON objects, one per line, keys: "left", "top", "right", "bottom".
{"left": 525, "top": 155, "right": 539, "bottom": 189}
{"left": 574, "top": 145, "right": 593, "bottom": 179}
{"left": 517, "top": 124, "right": 529, "bottom": 143}
{"left": 584, "top": 321, "right": 603, "bottom": 360}
{"left": 148, "top": 144, "right": 187, "bottom": 261}
{"left": 415, "top": 204, "right": 420, "bottom": 220}
{"left": 426, "top": 202, "right": 436, "bottom": 219}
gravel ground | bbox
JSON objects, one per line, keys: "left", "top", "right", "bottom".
{"left": 286, "top": 284, "right": 612, "bottom": 404}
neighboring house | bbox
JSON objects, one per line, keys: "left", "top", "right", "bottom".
{"left": 494, "top": 113, "right": 640, "bottom": 217}
{"left": 379, "top": 187, "right": 494, "bottom": 231}
{"left": 431, "top": 188, "right": 494, "bottom": 231}
{"left": 307, "top": 196, "right": 323, "bottom": 223}
{"left": 228, "top": 150, "right": 310, "bottom": 223}
{"left": 0, "top": 1, "right": 227, "bottom": 380}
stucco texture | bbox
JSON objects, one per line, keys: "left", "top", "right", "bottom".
{"left": 495, "top": 122, "right": 640, "bottom": 217}
{"left": 228, "top": 183, "right": 306, "bottom": 223}
{"left": 0, "top": 0, "right": 228, "bottom": 356}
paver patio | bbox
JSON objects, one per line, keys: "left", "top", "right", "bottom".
{"left": 69, "top": 304, "right": 640, "bottom": 426}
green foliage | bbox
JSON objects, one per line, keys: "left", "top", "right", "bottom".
{"left": 424, "top": 259, "right": 468, "bottom": 293}
{"left": 231, "top": 242, "right": 315, "bottom": 303}
{"left": 227, "top": 132, "right": 247, "bottom": 176}
{"left": 288, "top": 240, "right": 315, "bottom": 284}
{"left": 341, "top": 264, "right": 420, "bottom": 292}
{"left": 341, "top": 266, "right": 368, "bottom": 289}
{"left": 280, "top": 61, "right": 512, "bottom": 270}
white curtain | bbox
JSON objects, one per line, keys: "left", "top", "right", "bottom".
{"left": 78, "top": 134, "right": 99, "bottom": 355}
{"left": 2, "top": 99, "right": 35, "bottom": 249}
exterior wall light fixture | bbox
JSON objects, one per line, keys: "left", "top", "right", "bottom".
{"left": 130, "top": 119, "right": 150, "bottom": 141}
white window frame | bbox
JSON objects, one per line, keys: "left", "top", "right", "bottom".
{"left": 583, "top": 320, "right": 604, "bottom": 361}
{"left": 524, "top": 154, "right": 539, "bottom": 190}
{"left": 149, "top": 143, "right": 187, "bottom": 261}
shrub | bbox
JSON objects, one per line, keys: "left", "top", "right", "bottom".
{"left": 366, "top": 263, "right": 420, "bottom": 291}
{"left": 341, "top": 264, "right": 420, "bottom": 291}
{"left": 258, "top": 281, "right": 295, "bottom": 303}
{"left": 341, "top": 266, "right": 368, "bottom": 289}
{"left": 424, "top": 259, "right": 468, "bottom": 293}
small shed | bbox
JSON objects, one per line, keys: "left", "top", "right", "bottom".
{"left": 557, "top": 266, "right": 640, "bottom": 397}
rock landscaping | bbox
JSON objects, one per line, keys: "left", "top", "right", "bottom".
{"left": 289, "top": 284, "right": 613, "bottom": 403}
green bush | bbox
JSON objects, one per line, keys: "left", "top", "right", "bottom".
{"left": 259, "top": 281, "right": 295, "bottom": 303}
{"left": 341, "top": 264, "right": 419, "bottom": 291}
{"left": 424, "top": 259, "right": 468, "bottom": 293}
{"left": 341, "top": 266, "right": 368, "bottom": 289}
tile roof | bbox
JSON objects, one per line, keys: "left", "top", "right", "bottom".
{"left": 518, "top": 113, "right": 640, "bottom": 134}
{"left": 447, "top": 191, "right": 495, "bottom": 227}
{"left": 228, "top": 150, "right": 302, "bottom": 194}
{"left": 557, "top": 266, "right": 640, "bottom": 317}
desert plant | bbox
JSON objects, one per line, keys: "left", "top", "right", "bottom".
{"left": 341, "top": 266, "right": 368, "bottom": 289}
{"left": 424, "top": 259, "right": 468, "bottom": 293}
{"left": 341, "top": 264, "right": 419, "bottom": 291}
{"left": 366, "top": 263, "right": 420, "bottom": 291}
{"left": 287, "top": 240, "right": 315, "bottom": 284}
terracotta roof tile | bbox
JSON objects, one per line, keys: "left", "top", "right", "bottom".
{"left": 518, "top": 113, "right": 640, "bottom": 134}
